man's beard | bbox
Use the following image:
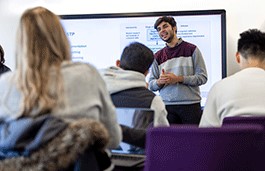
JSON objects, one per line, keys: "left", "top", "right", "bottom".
{"left": 164, "top": 34, "right": 174, "bottom": 43}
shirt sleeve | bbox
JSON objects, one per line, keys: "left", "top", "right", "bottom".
{"left": 183, "top": 48, "right": 208, "bottom": 86}
{"left": 148, "top": 60, "right": 163, "bottom": 91}
{"left": 199, "top": 84, "right": 221, "bottom": 127}
{"left": 150, "top": 96, "right": 169, "bottom": 127}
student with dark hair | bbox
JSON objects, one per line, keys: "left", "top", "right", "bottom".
{"left": 148, "top": 16, "right": 208, "bottom": 125}
{"left": 200, "top": 29, "right": 265, "bottom": 127}
{"left": 100, "top": 42, "right": 169, "bottom": 148}
{"left": 100, "top": 42, "right": 169, "bottom": 127}
{"left": 0, "top": 45, "right": 11, "bottom": 75}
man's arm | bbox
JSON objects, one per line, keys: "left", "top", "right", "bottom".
{"left": 120, "top": 124, "right": 146, "bottom": 148}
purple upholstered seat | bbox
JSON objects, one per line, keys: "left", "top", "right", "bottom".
{"left": 223, "top": 115, "right": 265, "bottom": 127}
{"left": 144, "top": 125, "right": 264, "bottom": 171}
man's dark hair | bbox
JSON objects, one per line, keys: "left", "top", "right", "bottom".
{"left": 154, "top": 16, "right": 177, "bottom": 30}
{"left": 238, "top": 29, "right": 265, "bottom": 61}
{"left": 119, "top": 42, "right": 154, "bottom": 74}
{"left": 0, "top": 45, "right": 5, "bottom": 63}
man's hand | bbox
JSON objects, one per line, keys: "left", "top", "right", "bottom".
{"left": 157, "top": 69, "right": 183, "bottom": 86}
{"left": 157, "top": 69, "right": 167, "bottom": 86}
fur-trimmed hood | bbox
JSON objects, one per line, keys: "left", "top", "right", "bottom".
{"left": 0, "top": 117, "right": 109, "bottom": 171}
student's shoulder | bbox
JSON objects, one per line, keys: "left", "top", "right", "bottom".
{"left": 61, "top": 61, "right": 99, "bottom": 73}
{"left": 0, "top": 71, "right": 16, "bottom": 93}
{"left": 60, "top": 61, "right": 106, "bottom": 85}
{"left": 0, "top": 71, "right": 14, "bottom": 82}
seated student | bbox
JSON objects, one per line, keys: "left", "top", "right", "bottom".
{"left": 0, "top": 6, "right": 122, "bottom": 149}
{"left": 0, "top": 45, "right": 11, "bottom": 76}
{"left": 100, "top": 41, "right": 169, "bottom": 127}
{"left": 199, "top": 29, "right": 265, "bottom": 127}
{"left": 100, "top": 42, "right": 169, "bottom": 149}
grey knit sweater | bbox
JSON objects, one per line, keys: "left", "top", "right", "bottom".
{"left": 0, "top": 61, "right": 122, "bottom": 149}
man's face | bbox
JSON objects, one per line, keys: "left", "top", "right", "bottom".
{"left": 156, "top": 21, "right": 176, "bottom": 43}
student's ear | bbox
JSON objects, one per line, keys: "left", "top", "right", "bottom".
{"left": 116, "top": 60, "right": 121, "bottom": 67}
{"left": 236, "top": 52, "right": 240, "bottom": 64}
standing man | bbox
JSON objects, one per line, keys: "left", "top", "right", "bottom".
{"left": 148, "top": 16, "right": 208, "bottom": 125}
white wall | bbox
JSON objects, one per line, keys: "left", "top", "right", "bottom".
{"left": 0, "top": 0, "right": 264, "bottom": 76}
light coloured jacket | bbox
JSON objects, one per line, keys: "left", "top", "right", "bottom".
{"left": 0, "top": 62, "right": 122, "bottom": 148}
{"left": 100, "top": 66, "right": 169, "bottom": 127}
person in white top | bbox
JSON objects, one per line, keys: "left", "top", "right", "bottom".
{"left": 200, "top": 29, "right": 265, "bottom": 127}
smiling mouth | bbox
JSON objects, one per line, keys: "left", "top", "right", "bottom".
{"left": 160, "top": 32, "right": 168, "bottom": 39}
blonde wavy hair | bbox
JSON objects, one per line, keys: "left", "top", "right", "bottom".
{"left": 16, "top": 6, "right": 71, "bottom": 116}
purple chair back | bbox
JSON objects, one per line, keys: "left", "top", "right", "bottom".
{"left": 223, "top": 115, "right": 265, "bottom": 166}
{"left": 223, "top": 116, "right": 265, "bottom": 127}
{"left": 144, "top": 125, "right": 264, "bottom": 171}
